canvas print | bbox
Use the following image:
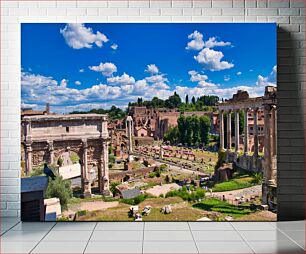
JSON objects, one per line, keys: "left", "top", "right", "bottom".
{"left": 21, "top": 23, "right": 277, "bottom": 221}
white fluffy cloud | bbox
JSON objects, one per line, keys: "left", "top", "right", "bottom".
{"left": 186, "top": 30, "right": 205, "bottom": 51}
{"left": 89, "top": 62, "right": 117, "bottom": 77}
{"left": 203, "top": 37, "right": 231, "bottom": 48}
{"left": 188, "top": 70, "right": 218, "bottom": 88}
{"left": 145, "top": 64, "right": 159, "bottom": 75}
{"left": 194, "top": 48, "right": 234, "bottom": 71}
{"left": 75, "top": 81, "right": 81, "bottom": 85}
{"left": 22, "top": 69, "right": 269, "bottom": 114}
{"left": 224, "top": 75, "right": 230, "bottom": 82}
{"left": 107, "top": 73, "right": 135, "bottom": 86}
{"left": 237, "top": 71, "right": 242, "bottom": 75}
{"left": 60, "top": 23, "right": 108, "bottom": 49}
{"left": 79, "top": 68, "right": 84, "bottom": 73}
{"left": 186, "top": 31, "right": 231, "bottom": 51}
{"left": 145, "top": 74, "right": 170, "bottom": 89}
{"left": 256, "top": 65, "right": 277, "bottom": 87}
{"left": 111, "top": 43, "right": 118, "bottom": 50}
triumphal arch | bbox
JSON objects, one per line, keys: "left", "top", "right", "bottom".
{"left": 21, "top": 114, "right": 110, "bottom": 197}
{"left": 218, "top": 86, "right": 277, "bottom": 208}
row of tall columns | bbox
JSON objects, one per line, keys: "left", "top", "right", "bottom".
{"left": 219, "top": 108, "right": 259, "bottom": 155}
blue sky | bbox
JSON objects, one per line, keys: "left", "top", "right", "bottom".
{"left": 21, "top": 23, "right": 276, "bottom": 113}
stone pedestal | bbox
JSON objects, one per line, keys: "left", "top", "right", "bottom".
{"left": 83, "top": 179, "right": 92, "bottom": 198}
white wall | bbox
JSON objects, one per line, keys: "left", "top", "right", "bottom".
{"left": 1, "top": 0, "right": 305, "bottom": 218}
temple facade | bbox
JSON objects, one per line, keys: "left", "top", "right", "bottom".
{"left": 218, "top": 86, "right": 277, "bottom": 209}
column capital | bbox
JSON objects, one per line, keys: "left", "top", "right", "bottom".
{"left": 47, "top": 140, "right": 54, "bottom": 151}
{"left": 264, "top": 104, "right": 272, "bottom": 112}
{"left": 82, "top": 139, "right": 88, "bottom": 149}
{"left": 253, "top": 107, "right": 259, "bottom": 113}
{"left": 26, "top": 145, "right": 32, "bottom": 152}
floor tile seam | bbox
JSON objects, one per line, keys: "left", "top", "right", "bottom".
{"left": 275, "top": 227, "right": 306, "bottom": 250}
{"left": 187, "top": 222, "right": 200, "bottom": 254}
{"left": 0, "top": 221, "right": 21, "bottom": 236}
{"left": 142, "top": 222, "right": 145, "bottom": 254}
{"left": 231, "top": 223, "right": 256, "bottom": 254}
{"left": 29, "top": 222, "right": 58, "bottom": 254}
{"left": 83, "top": 222, "right": 97, "bottom": 254}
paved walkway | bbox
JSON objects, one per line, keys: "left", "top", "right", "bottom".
{"left": 1, "top": 218, "right": 304, "bottom": 253}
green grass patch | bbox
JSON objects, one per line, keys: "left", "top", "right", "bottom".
{"left": 212, "top": 178, "right": 254, "bottom": 192}
{"left": 193, "top": 198, "right": 252, "bottom": 218}
{"left": 165, "top": 186, "right": 205, "bottom": 202}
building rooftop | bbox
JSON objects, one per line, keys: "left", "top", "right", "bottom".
{"left": 22, "top": 113, "right": 108, "bottom": 121}
{"left": 21, "top": 176, "right": 49, "bottom": 193}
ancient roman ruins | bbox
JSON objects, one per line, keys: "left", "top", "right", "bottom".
{"left": 21, "top": 114, "right": 110, "bottom": 197}
{"left": 218, "top": 86, "right": 277, "bottom": 206}
{"left": 21, "top": 86, "right": 278, "bottom": 220}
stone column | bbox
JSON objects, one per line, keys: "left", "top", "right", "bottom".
{"left": 227, "top": 110, "right": 232, "bottom": 151}
{"left": 48, "top": 141, "right": 54, "bottom": 165}
{"left": 253, "top": 108, "right": 259, "bottom": 157}
{"left": 270, "top": 105, "right": 277, "bottom": 182}
{"left": 262, "top": 105, "right": 272, "bottom": 205}
{"left": 235, "top": 110, "right": 239, "bottom": 153}
{"left": 99, "top": 139, "right": 110, "bottom": 195}
{"left": 25, "top": 142, "right": 32, "bottom": 174}
{"left": 159, "top": 144, "right": 164, "bottom": 159}
{"left": 244, "top": 108, "right": 249, "bottom": 154}
{"left": 219, "top": 110, "right": 224, "bottom": 150}
{"left": 126, "top": 116, "right": 133, "bottom": 161}
{"left": 271, "top": 106, "right": 277, "bottom": 157}
{"left": 82, "top": 139, "right": 91, "bottom": 198}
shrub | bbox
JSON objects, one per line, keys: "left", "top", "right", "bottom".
{"left": 110, "top": 181, "right": 120, "bottom": 195}
{"left": 45, "top": 174, "right": 73, "bottom": 210}
{"left": 165, "top": 187, "right": 205, "bottom": 202}
{"left": 121, "top": 194, "right": 148, "bottom": 205}
{"left": 57, "top": 157, "right": 64, "bottom": 167}
{"left": 76, "top": 210, "right": 88, "bottom": 217}
{"left": 109, "top": 154, "right": 116, "bottom": 164}
{"left": 159, "top": 164, "right": 168, "bottom": 171}
{"left": 70, "top": 153, "right": 80, "bottom": 164}
{"left": 252, "top": 172, "right": 263, "bottom": 185}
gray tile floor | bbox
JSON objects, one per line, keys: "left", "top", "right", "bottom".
{"left": 0, "top": 218, "right": 304, "bottom": 253}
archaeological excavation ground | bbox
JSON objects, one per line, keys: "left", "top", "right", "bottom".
{"left": 21, "top": 23, "right": 277, "bottom": 221}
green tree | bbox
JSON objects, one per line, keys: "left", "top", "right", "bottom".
{"left": 164, "top": 126, "right": 179, "bottom": 144}
{"left": 165, "top": 92, "right": 182, "bottom": 108}
{"left": 191, "top": 96, "right": 196, "bottom": 104}
{"left": 199, "top": 115, "right": 211, "bottom": 145}
{"left": 177, "top": 115, "right": 186, "bottom": 144}
{"left": 191, "top": 115, "right": 200, "bottom": 144}
{"left": 185, "top": 94, "right": 189, "bottom": 104}
{"left": 151, "top": 96, "right": 165, "bottom": 108}
{"left": 185, "top": 116, "right": 193, "bottom": 145}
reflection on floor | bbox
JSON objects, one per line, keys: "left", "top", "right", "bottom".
{"left": 1, "top": 218, "right": 305, "bottom": 253}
